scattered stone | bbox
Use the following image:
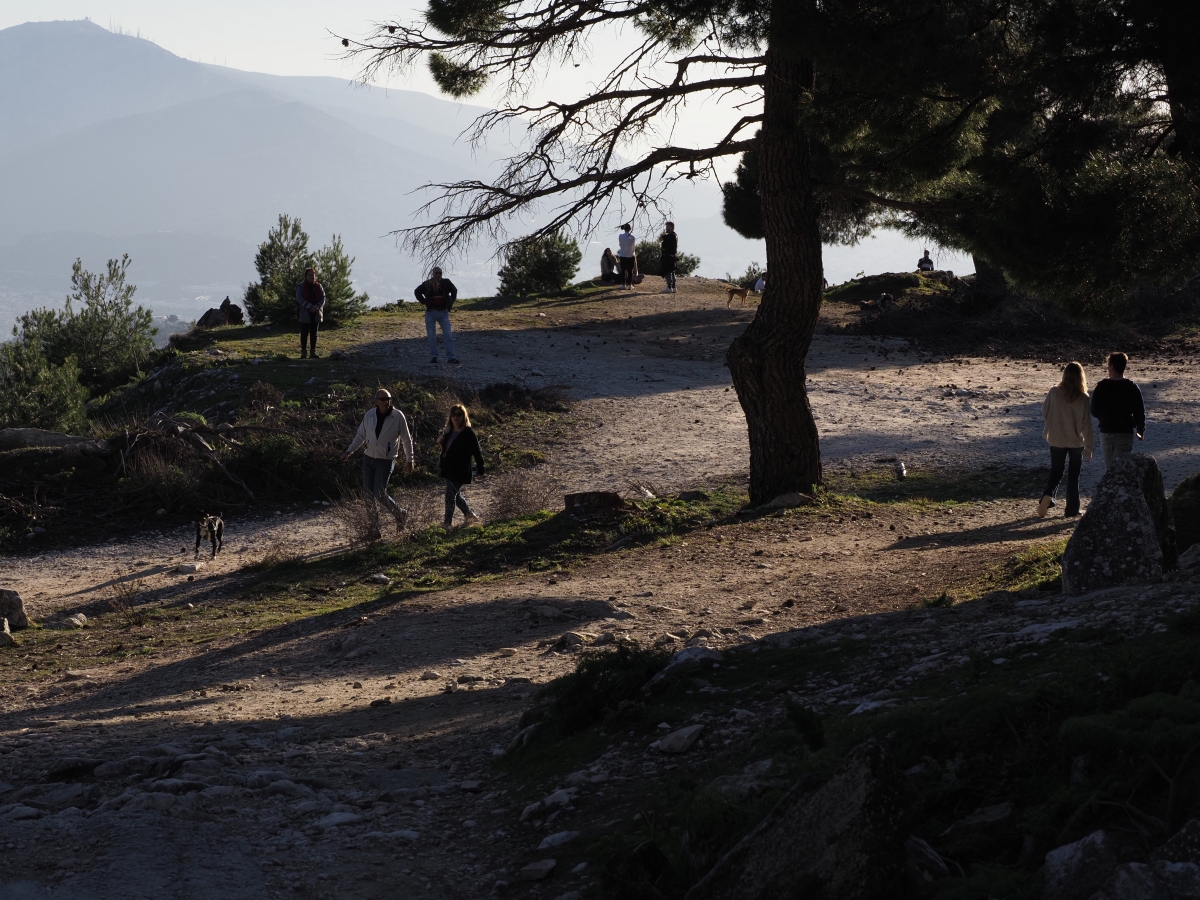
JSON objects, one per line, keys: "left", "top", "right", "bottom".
{"left": 905, "top": 835, "right": 951, "bottom": 893}
{"left": 1153, "top": 818, "right": 1200, "bottom": 864}
{"left": 0, "top": 804, "right": 44, "bottom": 821}
{"left": 460, "top": 780, "right": 483, "bottom": 792}
{"left": 247, "top": 770, "right": 292, "bottom": 789}
{"left": 539, "top": 831, "right": 580, "bottom": 850}
{"left": 369, "top": 573, "right": 391, "bottom": 584}
{"left": 1091, "top": 861, "right": 1200, "bottom": 900}
{"left": 678, "top": 490, "right": 709, "bottom": 502}
{"left": 265, "top": 780, "right": 316, "bottom": 800}
{"left": 653, "top": 724, "right": 704, "bottom": 754}
{"left": 65, "top": 613, "right": 88, "bottom": 628}
{"left": 498, "top": 647, "right": 518, "bottom": 657}
{"left": 542, "top": 788, "right": 577, "bottom": 807}
{"left": 328, "top": 349, "right": 349, "bottom": 360}
{"left": 761, "top": 491, "right": 811, "bottom": 510}
{"left": 196, "top": 297, "right": 245, "bottom": 328}
{"left": 1179, "top": 544, "right": 1200, "bottom": 570}
{"left": 533, "top": 605, "right": 571, "bottom": 622}
{"left": 176, "top": 563, "right": 202, "bottom": 575}
{"left": 316, "top": 811, "right": 364, "bottom": 828}
{"left": 457, "top": 674, "right": 484, "bottom": 684}
{"left": 940, "top": 802, "right": 1013, "bottom": 838}
{"left": 686, "top": 740, "right": 912, "bottom": 900}
{"left": 1061, "top": 454, "right": 1177, "bottom": 595}
{"left": 0, "top": 590, "right": 30, "bottom": 629}
{"left": 1043, "top": 830, "right": 1118, "bottom": 900}
{"left": 370, "top": 697, "right": 392, "bottom": 707}
{"left": 419, "top": 670, "right": 441, "bottom": 680}
{"left": 520, "top": 859, "right": 557, "bottom": 882}
{"left": 0, "top": 618, "right": 12, "bottom": 647}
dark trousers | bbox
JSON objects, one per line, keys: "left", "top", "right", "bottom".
{"left": 619, "top": 256, "right": 635, "bottom": 287}
{"left": 1042, "top": 446, "right": 1082, "bottom": 515}
{"left": 662, "top": 256, "right": 676, "bottom": 289}
{"left": 300, "top": 321, "right": 319, "bottom": 353}
{"left": 444, "top": 480, "right": 475, "bottom": 524}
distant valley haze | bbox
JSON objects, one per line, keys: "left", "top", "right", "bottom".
{"left": 0, "top": 18, "right": 966, "bottom": 336}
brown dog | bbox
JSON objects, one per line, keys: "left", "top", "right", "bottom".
{"left": 725, "top": 285, "right": 751, "bottom": 307}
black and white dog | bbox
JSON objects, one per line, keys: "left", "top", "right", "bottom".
{"left": 195, "top": 512, "right": 224, "bottom": 559}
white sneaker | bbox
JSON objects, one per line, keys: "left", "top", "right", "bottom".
{"left": 660, "top": 288, "right": 672, "bottom": 294}
{"left": 463, "top": 514, "right": 483, "bottom": 528}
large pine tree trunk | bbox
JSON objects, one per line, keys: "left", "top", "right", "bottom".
{"left": 727, "top": 14, "right": 824, "bottom": 506}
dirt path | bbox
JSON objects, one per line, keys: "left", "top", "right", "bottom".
{"left": 2, "top": 277, "right": 1199, "bottom": 898}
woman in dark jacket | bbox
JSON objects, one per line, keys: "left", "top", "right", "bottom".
{"left": 437, "top": 403, "right": 485, "bottom": 528}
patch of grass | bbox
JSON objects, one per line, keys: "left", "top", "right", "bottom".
{"left": 824, "top": 272, "right": 946, "bottom": 305}
{"left": 955, "top": 539, "right": 1066, "bottom": 602}
{"left": 825, "top": 464, "right": 1041, "bottom": 505}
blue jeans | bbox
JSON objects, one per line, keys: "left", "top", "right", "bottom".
{"left": 425, "top": 308, "right": 456, "bottom": 360}
{"left": 362, "top": 456, "right": 404, "bottom": 522}
{"left": 1042, "top": 446, "right": 1082, "bottom": 516}
{"left": 444, "top": 480, "right": 475, "bottom": 525}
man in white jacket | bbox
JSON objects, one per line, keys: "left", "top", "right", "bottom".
{"left": 340, "top": 390, "right": 414, "bottom": 538}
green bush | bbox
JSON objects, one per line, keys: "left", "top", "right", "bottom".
{"left": 497, "top": 231, "right": 582, "bottom": 298}
{"left": 15, "top": 255, "right": 156, "bottom": 395}
{"left": 636, "top": 238, "right": 701, "bottom": 278}
{"left": 0, "top": 341, "right": 89, "bottom": 432}
{"left": 244, "top": 215, "right": 369, "bottom": 326}
{"left": 723, "top": 262, "right": 765, "bottom": 289}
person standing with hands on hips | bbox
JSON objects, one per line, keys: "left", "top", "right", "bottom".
{"left": 1038, "top": 362, "right": 1094, "bottom": 518}
{"left": 341, "top": 390, "right": 414, "bottom": 540}
{"left": 1090, "top": 351, "right": 1146, "bottom": 470}
{"left": 297, "top": 267, "right": 325, "bottom": 359}
{"left": 659, "top": 221, "right": 678, "bottom": 294}
{"left": 437, "top": 404, "right": 485, "bottom": 529}
{"left": 415, "top": 266, "right": 460, "bottom": 365}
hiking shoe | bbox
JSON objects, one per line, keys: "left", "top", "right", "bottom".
{"left": 1036, "top": 495, "right": 1052, "bottom": 518}
{"left": 429, "top": 357, "right": 439, "bottom": 364}
{"left": 464, "top": 514, "right": 482, "bottom": 528}
{"left": 310, "top": 351, "right": 320, "bottom": 359}
{"left": 448, "top": 358, "right": 461, "bottom": 366}
{"left": 300, "top": 350, "right": 308, "bottom": 359}
{"left": 367, "top": 528, "right": 383, "bottom": 541}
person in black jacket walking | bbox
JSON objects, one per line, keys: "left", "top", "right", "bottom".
{"left": 437, "top": 403, "right": 485, "bottom": 528}
{"left": 1090, "top": 351, "right": 1146, "bottom": 470}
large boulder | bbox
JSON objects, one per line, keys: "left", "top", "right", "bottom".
{"left": 0, "top": 428, "right": 96, "bottom": 451}
{"left": 0, "top": 590, "right": 29, "bottom": 629}
{"left": 1061, "top": 455, "right": 1177, "bottom": 596}
{"left": 685, "top": 740, "right": 913, "bottom": 900}
{"left": 196, "top": 296, "right": 245, "bottom": 328}
{"left": 1043, "top": 830, "right": 1119, "bottom": 900}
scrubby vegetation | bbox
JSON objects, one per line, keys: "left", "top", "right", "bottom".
{"left": 243, "top": 213, "right": 369, "bottom": 326}
{"left": 635, "top": 239, "right": 701, "bottom": 279}
{"left": 497, "top": 231, "right": 583, "bottom": 298}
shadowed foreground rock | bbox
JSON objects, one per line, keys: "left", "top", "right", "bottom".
{"left": 1061, "top": 454, "right": 1177, "bottom": 596}
{"left": 685, "top": 740, "right": 912, "bottom": 900}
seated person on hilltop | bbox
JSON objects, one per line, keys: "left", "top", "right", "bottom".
{"left": 917, "top": 249, "right": 934, "bottom": 272}
{"left": 600, "top": 248, "right": 620, "bottom": 283}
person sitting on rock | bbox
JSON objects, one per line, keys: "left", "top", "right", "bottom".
{"left": 600, "top": 248, "right": 620, "bottom": 283}
{"left": 1038, "top": 361, "right": 1094, "bottom": 518}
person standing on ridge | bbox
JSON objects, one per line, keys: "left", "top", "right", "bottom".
{"left": 1038, "top": 362, "right": 1094, "bottom": 518}
{"left": 617, "top": 223, "right": 636, "bottom": 291}
{"left": 1090, "top": 351, "right": 1146, "bottom": 470}
{"left": 415, "top": 266, "right": 460, "bottom": 365}
{"left": 659, "top": 221, "right": 678, "bottom": 293}
{"left": 341, "top": 389, "right": 414, "bottom": 540}
{"left": 296, "top": 267, "right": 325, "bottom": 359}
{"left": 917, "top": 249, "right": 934, "bottom": 272}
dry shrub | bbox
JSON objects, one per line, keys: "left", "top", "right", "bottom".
{"left": 329, "top": 492, "right": 384, "bottom": 548}
{"left": 485, "top": 467, "right": 562, "bottom": 520}
{"left": 402, "top": 485, "right": 445, "bottom": 531}
{"left": 108, "top": 571, "right": 147, "bottom": 627}
{"left": 122, "top": 443, "right": 201, "bottom": 509}
{"left": 249, "top": 546, "right": 305, "bottom": 571}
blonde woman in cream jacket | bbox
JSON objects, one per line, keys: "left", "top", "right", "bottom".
{"left": 1038, "top": 362, "right": 1094, "bottom": 518}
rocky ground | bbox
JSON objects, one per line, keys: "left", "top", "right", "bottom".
{"left": 3, "top": 276, "right": 1200, "bottom": 898}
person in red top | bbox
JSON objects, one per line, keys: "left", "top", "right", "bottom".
{"left": 296, "top": 267, "right": 325, "bottom": 359}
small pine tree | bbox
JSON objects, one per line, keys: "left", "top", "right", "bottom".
{"left": 15, "top": 255, "right": 156, "bottom": 395}
{"left": 312, "top": 235, "right": 370, "bottom": 325}
{"left": 244, "top": 214, "right": 312, "bottom": 325}
{"left": 635, "top": 239, "right": 701, "bottom": 279}
{"left": 497, "top": 232, "right": 582, "bottom": 298}
{"left": 0, "top": 340, "right": 89, "bottom": 432}
{"left": 244, "top": 216, "right": 369, "bottom": 325}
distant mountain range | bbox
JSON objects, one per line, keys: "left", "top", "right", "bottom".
{"left": 0, "top": 19, "right": 781, "bottom": 333}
